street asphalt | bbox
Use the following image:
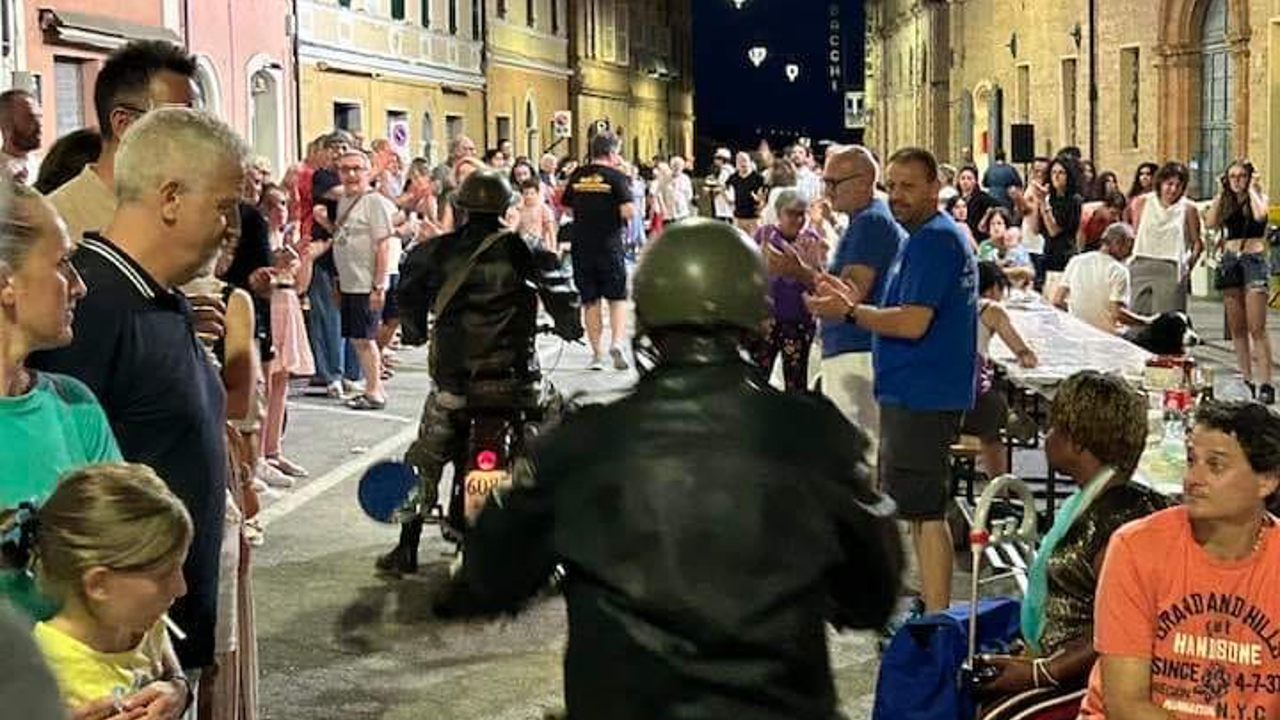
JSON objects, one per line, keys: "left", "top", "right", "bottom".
{"left": 252, "top": 299, "right": 1259, "bottom": 720}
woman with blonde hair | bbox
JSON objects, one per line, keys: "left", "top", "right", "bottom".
{"left": 31, "top": 462, "right": 194, "bottom": 720}
{"left": 0, "top": 180, "right": 120, "bottom": 619}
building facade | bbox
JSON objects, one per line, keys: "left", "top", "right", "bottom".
{"left": 867, "top": 0, "right": 1280, "bottom": 199}
{"left": 568, "top": 0, "right": 693, "bottom": 162}
{"left": 22, "top": 0, "right": 179, "bottom": 151}
{"left": 484, "top": 0, "right": 570, "bottom": 162}
{"left": 188, "top": 0, "right": 296, "bottom": 175}
{"left": 296, "top": 0, "right": 486, "bottom": 166}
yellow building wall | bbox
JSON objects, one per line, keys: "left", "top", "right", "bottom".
{"left": 486, "top": 64, "right": 569, "bottom": 160}
{"left": 300, "top": 64, "right": 483, "bottom": 165}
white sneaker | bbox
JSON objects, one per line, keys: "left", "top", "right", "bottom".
{"left": 256, "top": 459, "right": 295, "bottom": 489}
{"left": 588, "top": 356, "right": 606, "bottom": 371}
{"left": 341, "top": 378, "right": 367, "bottom": 398}
{"left": 609, "top": 346, "right": 629, "bottom": 371}
{"left": 325, "top": 381, "right": 344, "bottom": 399}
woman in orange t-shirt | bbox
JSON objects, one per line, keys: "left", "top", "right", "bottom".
{"left": 1083, "top": 400, "right": 1280, "bottom": 720}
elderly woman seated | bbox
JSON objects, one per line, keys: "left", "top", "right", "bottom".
{"left": 975, "top": 371, "right": 1169, "bottom": 719}
{"left": 1080, "top": 400, "right": 1280, "bottom": 720}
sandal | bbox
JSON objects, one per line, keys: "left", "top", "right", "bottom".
{"left": 346, "top": 394, "right": 387, "bottom": 411}
{"left": 266, "top": 455, "right": 309, "bottom": 478}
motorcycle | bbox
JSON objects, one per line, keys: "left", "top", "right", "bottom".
{"left": 358, "top": 329, "right": 575, "bottom": 557}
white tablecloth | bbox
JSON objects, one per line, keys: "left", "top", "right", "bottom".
{"left": 987, "top": 296, "right": 1183, "bottom": 494}
{"left": 988, "top": 296, "right": 1153, "bottom": 392}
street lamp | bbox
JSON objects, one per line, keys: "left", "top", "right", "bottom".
{"left": 748, "top": 45, "right": 768, "bottom": 67}
{"left": 731, "top": 0, "right": 748, "bottom": 8}
{"left": 784, "top": 63, "right": 800, "bottom": 82}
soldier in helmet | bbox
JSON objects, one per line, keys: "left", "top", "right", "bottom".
{"left": 435, "top": 218, "right": 904, "bottom": 720}
{"left": 381, "top": 168, "right": 583, "bottom": 574}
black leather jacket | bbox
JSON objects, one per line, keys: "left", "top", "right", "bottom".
{"left": 439, "top": 335, "right": 903, "bottom": 720}
{"left": 398, "top": 216, "right": 582, "bottom": 399}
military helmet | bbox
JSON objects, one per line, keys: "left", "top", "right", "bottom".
{"left": 454, "top": 168, "right": 514, "bottom": 214}
{"left": 632, "top": 218, "right": 769, "bottom": 334}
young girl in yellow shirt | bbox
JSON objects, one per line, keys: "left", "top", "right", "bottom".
{"left": 31, "top": 462, "right": 193, "bottom": 719}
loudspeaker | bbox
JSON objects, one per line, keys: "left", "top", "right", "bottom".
{"left": 1010, "top": 124, "right": 1035, "bottom": 164}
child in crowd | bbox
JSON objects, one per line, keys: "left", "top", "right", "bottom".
{"left": 963, "top": 262, "right": 1039, "bottom": 478}
{"left": 977, "top": 207, "right": 1035, "bottom": 287}
{"left": 32, "top": 462, "right": 193, "bottom": 719}
{"left": 515, "top": 178, "right": 558, "bottom": 253}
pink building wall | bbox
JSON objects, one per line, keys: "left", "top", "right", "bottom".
{"left": 186, "top": 0, "right": 297, "bottom": 173}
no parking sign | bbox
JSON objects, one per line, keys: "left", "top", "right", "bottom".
{"left": 389, "top": 119, "right": 410, "bottom": 149}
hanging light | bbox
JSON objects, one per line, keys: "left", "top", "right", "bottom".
{"left": 748, "top": 45, "right": 768, "bottom": 67}
{"left": 785, "top": 63, "right": 800, "bottom": 82}
{"left": 731, "top": 0, "right": 748, "bottom": 8}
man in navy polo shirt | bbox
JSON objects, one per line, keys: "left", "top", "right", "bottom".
{"left": 807, "top": 147, "right": 977, "bottom": 613}
{"left": 31, "top": 108, "right": 249, "bottom": 674}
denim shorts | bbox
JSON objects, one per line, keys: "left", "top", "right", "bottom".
{"left": 1219, "top": 251, "right": 1270, "bottom": 292}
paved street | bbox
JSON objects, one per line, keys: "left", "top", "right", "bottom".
{"left": 251, "top": 299, "right": 1269, "bottom": 720}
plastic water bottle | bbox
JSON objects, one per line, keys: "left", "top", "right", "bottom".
{"left": 1160, "top": 392, "right": 1188, "bottom": 476}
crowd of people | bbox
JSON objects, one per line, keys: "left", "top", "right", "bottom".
{"left": 2, "top": 32, "right": 1280, "bottom": 720}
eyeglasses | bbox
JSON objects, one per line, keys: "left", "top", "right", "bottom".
{"left": 338, "top": 165, "right": 367, "bottom": 173}
{"left": 823, "top": 172, "right": 862, "bottom": 190}
{"left": 114, "top": 99, "right": 201, "bottom": 117}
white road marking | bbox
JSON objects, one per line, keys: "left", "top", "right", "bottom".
{"left": 257, "top": 424, "right": 418, "bottom": 528}
{"left": 286, "top": 401, "right": 417, "bottom": 424}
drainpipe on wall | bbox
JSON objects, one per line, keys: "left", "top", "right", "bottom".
{"left": 1087, "top": 0, "right": 1097, "bottom": 161}
{"left": 291, "top": 0, "right": 303, "bottom": 160}
{"left": 480, "top": 0, "right": 490, "bottom": 149}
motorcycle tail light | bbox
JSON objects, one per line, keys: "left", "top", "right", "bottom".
{"left": 475, "top": 450, "right": 499, "bottom": 471}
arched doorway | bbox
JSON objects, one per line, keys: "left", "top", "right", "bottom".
{"left": 421, "top": 111, "right": 434, "bottom": 164}
{"left": 973, "top": 83, "right": 992, "bottom": 171}
{"left": 192, "top": 55, "right": 222, "bottom": 116}
{"left": 1193, "top": 0, "right": 1232, "bottom": 198}
{"left": 956, "top": 89, "right": 975, "bottom": 166}
{"left": 524, "top": 95, "right": 538, "bottom": 159}
{"left": 248, "top": 62, "right": 284, "bottom": 175}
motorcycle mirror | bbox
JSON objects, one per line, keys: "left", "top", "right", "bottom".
{"left": 357, "top": 461, "right": 418, "bottom": 524}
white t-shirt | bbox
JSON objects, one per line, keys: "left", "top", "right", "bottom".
{"left": 669, "top": 173, "right": 694, "bottom": 220}
{"left": 1061, "top": 250, "right": 1131, "bottom": 333}
{"left": 333, "top": 192, "right": 397, "bottom": 293}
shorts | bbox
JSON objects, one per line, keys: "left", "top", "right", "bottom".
{"left": 1218, "top": 251, "right": 1270, "bottom": 292}
{"left": 572, "top": 251, "right": 627, "bottom": 303}
{"left": 340, "top": 292, "right": 378, "bottom": 339}
{"left": 961, "top": 385, "right": 1008, "bottom": 442}
{"left": 878, "top": 403, "right": 963, "bottom": 520}
{"left": 381, "top": 274, "right": 400, "bottom": 321}
{"left": 821, "top": 351, "right": 879, "bottom": 463}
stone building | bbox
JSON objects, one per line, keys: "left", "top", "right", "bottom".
{"left": 866, "top": 0, "right": 1280, "bottom": 199}
{"left": 568, "top": 0, "right": 693, "bottom": 162}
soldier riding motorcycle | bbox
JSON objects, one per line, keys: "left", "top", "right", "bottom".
{"left": 376, "top": 168, "right": 582, "bottom": 575}
{"left": 434, "top": 219, "right": 903, "bottom": 720}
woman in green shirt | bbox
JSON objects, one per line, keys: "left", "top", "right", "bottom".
{"left": 0, "top": 181, "right": 121, "bottom": 618}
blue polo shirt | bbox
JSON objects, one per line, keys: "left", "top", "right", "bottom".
{"left": 873, "top": 212, "right": 978, "bottom": 411}
{"left": 29, "top": 234, "right": 227, "bottom": 670}
{"left": 821, "top": 198, "right": 904, "bottom": 357}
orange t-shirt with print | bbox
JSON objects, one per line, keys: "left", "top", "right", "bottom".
{"left": 1080, "top": 506, "right": 1280, "bottom": 720}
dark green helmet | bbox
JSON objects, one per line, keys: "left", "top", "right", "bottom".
{"left": 454, "top": 168, "right": 514, "bottom": 214}
{"left": 633, "top": 218, "right": 769, "bottom": 334}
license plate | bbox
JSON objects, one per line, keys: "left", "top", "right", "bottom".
{"left": 463, "top": 470, "right": 511, "bottom": 524}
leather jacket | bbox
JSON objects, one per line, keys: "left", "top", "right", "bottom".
{"left": 438, "top": 335, "right": 903, "bottom": 720}
{"left": 398, "top": 216, "right": 582, "bottom": 400}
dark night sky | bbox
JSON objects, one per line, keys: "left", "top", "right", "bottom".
{"left": 693, "top": 0, "right": 865, "bottom": 163}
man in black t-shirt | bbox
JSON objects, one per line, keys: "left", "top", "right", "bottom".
{"left": 305, "top": 130, "right": 354, "bottom": 396}
{"left": 562, "top": 131, "right": 636, "bottom": 370}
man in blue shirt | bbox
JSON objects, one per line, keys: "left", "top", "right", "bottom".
{"left": 807, "top": 147, "right": 977, "bottom": 613}
{"left": 770, "top": 145, "right": 903, "bottom": 454}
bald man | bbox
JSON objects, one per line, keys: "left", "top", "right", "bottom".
{"left": 0, "top": 89, "right": 41, "bottom": 184}
{"left": 768, "top": 145, "right": 904, "bottom": 457}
